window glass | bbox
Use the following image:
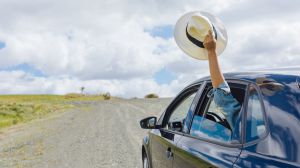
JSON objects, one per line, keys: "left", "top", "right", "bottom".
{"left": 166, "top": 91, "right": 197, "bottom": 132}
{"left": 190, "top": 98, "right": 234, "bottom": 142}
{"left": 246, "top": 86, "right": 266, "bottom": 142}
{"left": 190, "top": 86, "right": 243, "bottom": 143}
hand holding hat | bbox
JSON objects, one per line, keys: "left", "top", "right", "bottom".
{"left": 203, "top": 30, "right": 216, "bottom": 53}
{"left": 174, "top": 11, "right": 227, "bottom": 60}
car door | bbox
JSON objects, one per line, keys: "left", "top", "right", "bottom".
{"left": 172, "top": 81, "right": 247, "bottom": 168}
{"left": 149, "top": 83, "right": 205, "bottom": 168}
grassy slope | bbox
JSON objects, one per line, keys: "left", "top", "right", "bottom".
{"left": 0, "top": 94, "right": 105, "bottom": 129}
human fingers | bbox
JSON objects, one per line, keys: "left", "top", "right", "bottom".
{"left": 204, "top": 33, "right": 209, "bottom": 42}
{"left": 208, "top": 30, "right": 213, "bottom": 37}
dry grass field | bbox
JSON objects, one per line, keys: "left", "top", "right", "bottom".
{"left": 0, "top": 94, "right": 107, "bottom": 129}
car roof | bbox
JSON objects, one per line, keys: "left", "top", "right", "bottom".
{"left": 190, "top": 67, "right": 300, "bottom": 85}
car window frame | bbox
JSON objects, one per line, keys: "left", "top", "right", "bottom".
{"left": 159, "top": 81, "right": 206, "bottom": 135}
{"left": 242, "top": 82, "right": 270, "bottom": 147}
{"left": 183, "top": 79, "right": 250, "bottom": 148}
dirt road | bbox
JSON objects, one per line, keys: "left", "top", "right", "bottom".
{"left": 0, "top": 98, "right": 172, "bottom": 168}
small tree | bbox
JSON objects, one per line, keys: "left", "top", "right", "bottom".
{"left": 80, "top": 86, "right": 85, "bottom": 95}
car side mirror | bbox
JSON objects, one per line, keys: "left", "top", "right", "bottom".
{"left": 140, "top": 116, "right": 157, "bottom": 129}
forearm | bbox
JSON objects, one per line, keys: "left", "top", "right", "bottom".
{"left": 208, "top": 51, "right": 225, "bottom": 88}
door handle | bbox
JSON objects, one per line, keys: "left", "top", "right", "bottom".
{"left": 166, "top": 147, "right": 173, "bottom": 159}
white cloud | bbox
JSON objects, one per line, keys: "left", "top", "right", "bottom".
{"left": 0, "top": 0, "right": 299, "bottom": 97}
{"left": 0, "top": 71, "right": 178, "bottom": 98}
{"left": 220, "top": 21, "right": 300, "bottom": 71}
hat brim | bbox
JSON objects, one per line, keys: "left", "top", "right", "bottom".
{"left": 174, "top": 11, "right": 228, "bottom": 60}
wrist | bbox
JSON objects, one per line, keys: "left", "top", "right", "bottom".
{"left": 207, "top": 49, "right": 217, "bottom": 55}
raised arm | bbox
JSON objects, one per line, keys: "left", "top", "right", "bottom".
{"left": 203, "top": 30, "right": 225, "bottom": 88}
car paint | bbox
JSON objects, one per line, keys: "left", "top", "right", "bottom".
{"left": 149, "top": 129, "right": 181, "bottom": 168}
{"left": 173, "top": 135, "right": 242, "bottom": 168}
{"left": 142, "top": 68, "right": 300, "bottom": 168}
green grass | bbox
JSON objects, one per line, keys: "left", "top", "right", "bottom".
{"left": 0, "top": 94, "right": 106, "bottom": 129}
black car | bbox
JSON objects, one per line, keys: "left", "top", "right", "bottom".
{"left": 140, "top": 68, "right": 300, "bottom": 168}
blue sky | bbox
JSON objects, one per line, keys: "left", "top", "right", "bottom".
{"left": 145, "top": 25, "right": 174, "bottom": 39}
{"left": 0, "top": 41, "right": 44, "bottom": 78}
{"left": 148, "top": 25, "right": 176, "bottom": 85}
{"left": 0, "top": 41, "right": 5, "bottom": 50}
{"left": 1, "top": 63, "right": 45, "bottom": 77}
{"left": 154, "top": 67, "right": 176, "bottom": 85}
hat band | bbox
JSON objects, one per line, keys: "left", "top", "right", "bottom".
{"left": 185, "top": 25, "right": 218, "bottom": 48}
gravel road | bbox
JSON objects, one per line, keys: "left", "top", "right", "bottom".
{"left": 0, "top": 98, "right": 172, "bottom": 168}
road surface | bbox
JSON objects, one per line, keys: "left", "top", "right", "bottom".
{"left": 0, "top": 98, "right": 172, "bottom": 168}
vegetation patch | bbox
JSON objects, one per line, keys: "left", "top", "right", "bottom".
{"left": 101, "top": 92, "right": 111, "bottom": 100}
{"left": 0, "top": 94, "right": 106, "bottom": 129}
{"left": 144, "top": 93, "right": 159, "bottom": 99}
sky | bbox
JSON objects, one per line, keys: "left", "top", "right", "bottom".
{"left": 0, "top": 0, "right": 300, "bottom": 98}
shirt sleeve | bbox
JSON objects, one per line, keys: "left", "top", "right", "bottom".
{"left": 210, "top": 81, "right": 241, "bottom": 130}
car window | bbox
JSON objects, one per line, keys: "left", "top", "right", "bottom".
{"left": 190, "top": 85, "right": 244, "bottom": 143}
{"left": 166, "top": 91, "right": 197, "bottom": 132}
{"left": 246, "top": 85, "right": 266, "bottom": 142}
{"left": 190, "top": 97, "right": 235, "bottom": 142}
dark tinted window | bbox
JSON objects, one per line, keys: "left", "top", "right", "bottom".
{"left": 246, "top": 86, "right": 266, "bottom": 142}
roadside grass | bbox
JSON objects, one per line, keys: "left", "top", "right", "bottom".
{"left": 0, "top": 94, "right": 106, "bottom": 129}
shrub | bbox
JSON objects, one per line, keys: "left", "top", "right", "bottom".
{"left": 144, "top": 93, "right": 159, "bottom": 99}
{"left": 103, "top": 92, "right": 111, "bottom": 100}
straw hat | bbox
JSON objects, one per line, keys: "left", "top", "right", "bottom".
{"left": 174, "top": 11, "right": 228, "bottom": 60}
